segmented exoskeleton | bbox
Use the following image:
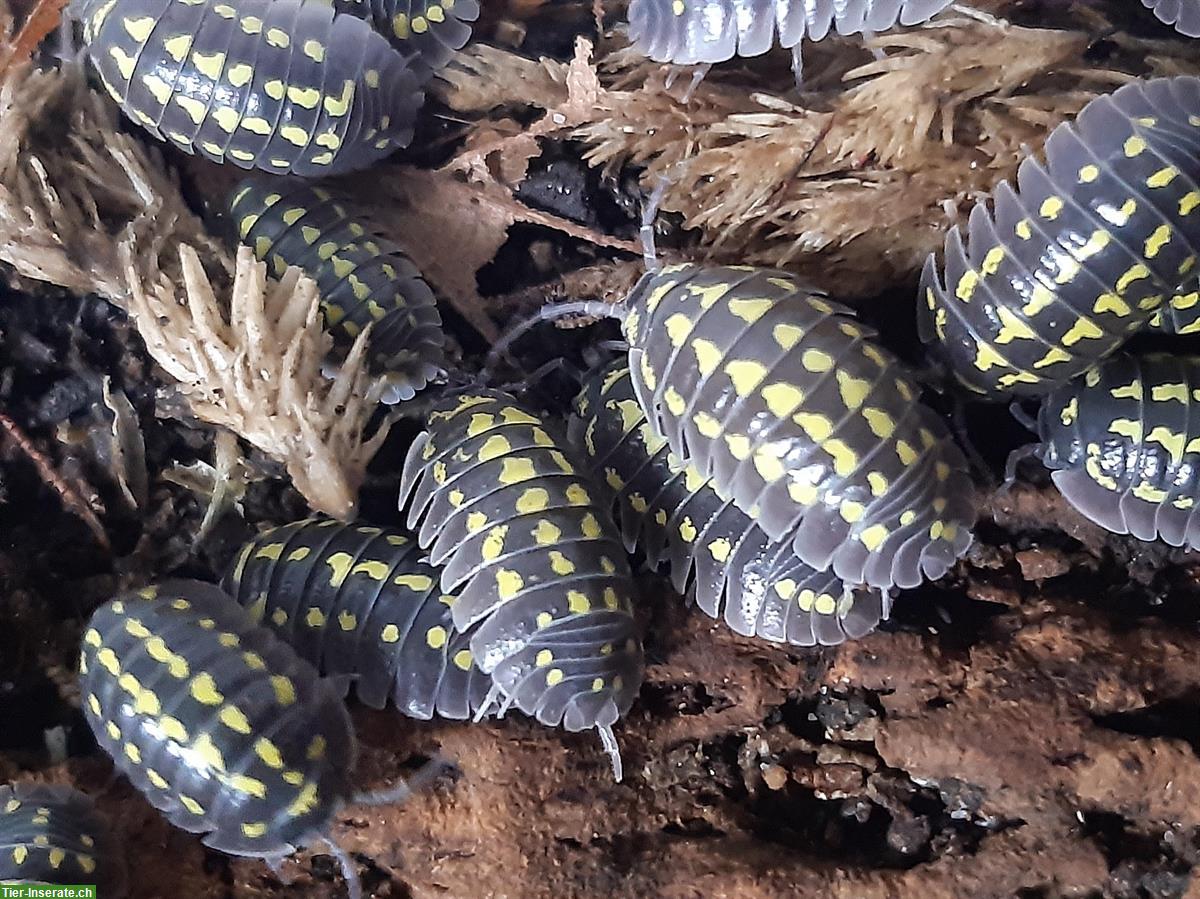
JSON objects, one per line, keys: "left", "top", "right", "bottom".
{"left": 919, "top": 76, "right": 1200, "bottom": 398}
{"left": 78, "top": 580, "right": 402, "bottom": 899}
{"left": 1142, "top": 0, "right": 1200, "bottom": 37}
{"left": 222, "top": 518, "right": 491, "bottom": 720}
{"left": 334, "top": 0, "right": 480, "bottom": 80}
{"left": 571, "top": 361, "right": 890, "bottom": 646}
{"left": 73, "top": 0, "right": 425, "bottom": 176}
{"left": 615, "top": 264, "right": 975, "bottom": 591}
{"left": 398, "top": 389, "right": 644, "bottom": 780}
{"left": 626, "top": 0, "right": 952, "bottom": 80}
{"left": 0, "top": 783, "right": 125, "bottom": 895}
{"left": 229, "top": 179, "right": 445, "bottom": 403}
{"left": 1035, "top": 353, "right": 1200, "bottom": 548}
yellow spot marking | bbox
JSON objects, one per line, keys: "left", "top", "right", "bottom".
{"left": 190, "top": 733, "right": 225, "bottom": 772}
{"left": 794, "top": 412, "right": 832, "bottom": 441}
{"left": 773, "top": 323, "right": 803, "bottom": 349}
{"left": 188, "top": 673, "right": 222, "bottom": 706}
{"left": 1078, "top": 164, "right": 1099, "bottom": 183}
{"left": 1061, "top": 318, "right": 1103, "bottom": 346}
{"left": 302, "top": 38, "right": 325, "bottom": 61}
{"left": 801, "top": 349, "right": 833, "bottom": 372}
{"left": 762, "top": 383, "right": 803, "bottom": 417}
{"left": 1124, "top": 135, "right": 1147, "bottom": 157}
{"left": 496, "top": 569, "right": 523, "bottom": 600}
{"left": 287, "top": 782, "right": 319, "bottom": 818}
{"left": 426, "top": 626, "right": 447, "bottom": 649}
{"left": 691, "top": 338, "right": 722, "bottom": 375}
{"left": 694, "top": 412, "right": 721, "bottom": 438}
{"left": 546, "top": 668, "right": 564, "bottom": 686}
{"left": 836, "top": 370, "right": 871, "bottom": 409}
{"left": 728, "top": 297, "right": 773, "bottom": 322}
{"left": 1144, "top": 224, "right": 1172, "bottom": 259}
{"left": 665, "top": 313, "right": 693, "bottom": 345}
{"left": 323, "top": 80, "right": 355, "bottom": 116}
{"left": 271, "top": 675, "right": 296, "bottom": 706}
{"left": 499, "top": 457, "right": 536, "bottom": 484}
{"left": 325, "top": 552, "right": 353, "bottom": 587}
{"left": 725, "top": 360, "right": 767, "bottom": 396}
{"left": 1181, "top": 192, "right": 1200, "bottom": 216}
{"left": 242, "top": 822, "right": 267, "bottom": 838}
{"left": 1039, "top": 197, "right": 1064, "bottom": 220}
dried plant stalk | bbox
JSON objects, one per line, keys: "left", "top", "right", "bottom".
{"left": 124, "top": 244, "right": 390, "bottom": 520}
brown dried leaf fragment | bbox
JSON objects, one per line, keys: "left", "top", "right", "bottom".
{"left": 124, "top": 245, "right": 390, "bottom": 520}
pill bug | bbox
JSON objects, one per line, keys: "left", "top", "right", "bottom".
{"left": 333, "top": 0, "right": 480, "bottom": 81}
{"left": 918, "top": 75, "right": 1200, "bottom": 399}
{"left": 229, "top": 179, "right": 445, "bottom": 403}
{"left": 601, "top": 263, "right": 975, "bottom": 591}
{"left": 626, "top": 0, "right": 952, "bottom": 78}
{"left": 78, "top": 580, "right": 375, "bottom": 897}
{"left": 0, "top": 783, "right": 126, "bottom": 894}
{"left": 73, "top": 0, "right": 424, "bottom": 177}
{"left": 1033, "top": 352, "right": 1200, "bottom": 547}
{"left": 398, "top": 389, "right": 644, "bottom": 780}
{"left": 1142, "top": 0, "right": 1200, "bottom": 36}
{"left": 569, "top": 361, "right": 890, "bottom": 646}
{"left": 222, "top": 518, "right": 491, "bottom": 720}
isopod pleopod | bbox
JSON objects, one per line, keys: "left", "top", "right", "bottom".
{"left": 73, "top": 0, "right": 425, "bottom": 176}
{"left": 919, "top": 76, "right": 1200, "bottom": 398}
{"left": 398, "top": 389, "right": 644, "bottom": 780}
{"left": 222, "top": 518, "right": 491, "bottom": 720}
{"left": 570, "top": 361, "right": 890, "bottom": 645}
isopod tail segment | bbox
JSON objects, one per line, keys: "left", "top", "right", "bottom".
{"left": 397, "top": 388, "right": 645, "bottom": 782}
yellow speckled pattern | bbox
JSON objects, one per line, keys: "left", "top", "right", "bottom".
{"left": 570, "top": 361, "right": 890, "bottom": 646}
{"left": 229, "top": 180, "right": 444, "bottom": 403}
{"left": 70, "top": 0, "right": 424, "bottom": 176}
{"left": 398, "top": 389, "right": 643, "bottom": 773}
{"left": 0, "top": 783, "right": 125, "bottom": 895}
{"left": 1037, "top": 353, "right": 1200, "bottom": 547}
{"left": 333, "top": 0, "right": 479, "bottom": 79}
{"left": 222, "top": 518, "right": 491, "bottom": 719}
{"left": 920, "top": 76, "right": 1200, "bottom": 398}
{"left": 622, "top": 264, "right": 975, "bottom": 591}
{"left": 78, "top": 581, "right": 355, "bottom": 861}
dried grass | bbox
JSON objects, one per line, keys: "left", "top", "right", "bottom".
{"left": 124, "top": 245, "right": 389, "bottom": 520}
{"left": 433, "top": 13, "right": 1200, "bottom": 298}
{"left": 0, "top": 63, "right": 387, "bottom": 517}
